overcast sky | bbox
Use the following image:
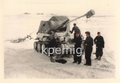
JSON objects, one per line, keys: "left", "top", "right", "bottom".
{"left": 3, "top": 0, "right": 116, "bottom": 16}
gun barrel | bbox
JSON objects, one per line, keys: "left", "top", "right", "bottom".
{"left": 69, "top": 9, "right": 95, "bottom": 23}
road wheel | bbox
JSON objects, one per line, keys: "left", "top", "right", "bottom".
{"left": 37, "top": 42, "right": 42, "bottom": 53}
{"left": 34, "top": 42, "right": 37, "bottom": 51}
{"left": 41, "top": 44, "right": 48, "bottom": 55}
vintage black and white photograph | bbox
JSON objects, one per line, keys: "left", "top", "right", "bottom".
{"left": 3, "top": 0, "right": 117, "bottom": 79}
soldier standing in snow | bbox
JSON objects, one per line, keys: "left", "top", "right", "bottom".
{"left": 73, "top": 33, "right": 82, "bottom": 64}
{"left": 47, "top": 31, "right": 58, "bottom": 62}
{"left": 84, "top": 31, "right": 93, "bottom": 66}
{"left": 94, "top": 32, "right": 105, "bottom": 60}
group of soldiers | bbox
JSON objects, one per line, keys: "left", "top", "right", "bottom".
{"left": 46, "top": 23, "right": 105, "bottom": 65}
{"left": 71, "top": 23, "right": 105, "bottom": 66}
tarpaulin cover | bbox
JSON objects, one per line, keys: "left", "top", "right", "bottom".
{"left": 37, "top": 16, "right": 69, "bottom": 34}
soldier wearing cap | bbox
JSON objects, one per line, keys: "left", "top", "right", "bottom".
{"left": 94, "top": 32, "right": 105, "bottom": 60}
{"left": 73, "top": 32, "right": 82, "bottom": 64}
{"left": 70, "top": 23, "right": 81, "bottom": 41}
{"left": 84, "top": 31, "right": 93, "bottom": 66}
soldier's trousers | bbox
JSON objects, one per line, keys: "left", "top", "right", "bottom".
{"left": 73, "top": 46, "right": 82, "bottom": 63}
{"left": 85, "top": 47, "right": 93, "bottom": 65}
{"left": 96, "top": 47, "right": 103, "bottom": 58}
{"left": 73, "top": 54, "right": 82, "bottom": 63}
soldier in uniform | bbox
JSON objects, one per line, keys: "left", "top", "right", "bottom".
{"left": 70, "top": 23, "right": 81, "bottom": 41}
{"left": 84, "top": 31, "right": 93, "bottom": 66}
{"left": 73, "top": 33, "right": 82, "bottom": 64}
{"left": 47, "top": 31, "right": 58, "bottom": 62}
{"left": 94, "top": 32, "right": 105, "bottom": 60}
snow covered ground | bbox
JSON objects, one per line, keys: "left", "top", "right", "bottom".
{"left": 4, "top": 14, "right": 115, "bottom": 78}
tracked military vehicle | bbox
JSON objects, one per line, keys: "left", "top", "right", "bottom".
{"left": 34, "top": 10, "right": 95, "bottom": 57}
